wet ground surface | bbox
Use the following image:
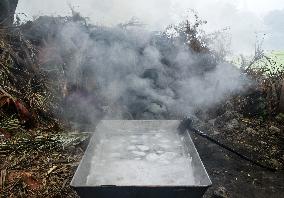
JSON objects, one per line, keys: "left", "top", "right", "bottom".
{"left": 192, "top": 133, "right": 284, "bottom": 198}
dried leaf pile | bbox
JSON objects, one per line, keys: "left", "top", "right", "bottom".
{"left": 0, "top": 27, "right": 63, "bottom": 138}
{"left": 0, "top": 130, "right": 88, "bottom": 198}
{"left": 0, "top": 26, "right": 87, "bottom": 197}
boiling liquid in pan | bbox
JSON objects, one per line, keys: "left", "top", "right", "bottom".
{"left": 87, "top": 129, "right": 196, "bottom": 186}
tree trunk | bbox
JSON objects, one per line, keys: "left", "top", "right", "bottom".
{"left": 0, "top": 0, "right": 19, "bottom": 27}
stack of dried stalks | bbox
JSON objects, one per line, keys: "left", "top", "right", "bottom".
{"left": 0, "top": 27, "right": 62, "bottom": 138}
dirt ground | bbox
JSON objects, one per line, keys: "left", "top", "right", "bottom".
{"left": 193, "top": 133, "right": 284, "bottom": 198}
{"left": 1, "top": 115, "right": 283, "bottom": 198}
{"left": 193, "top": 111, "right": 284, "bottom": 198}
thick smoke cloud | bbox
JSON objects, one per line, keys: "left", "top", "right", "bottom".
{"left": 34, "top": 18, "right": 247, "bottom": 126}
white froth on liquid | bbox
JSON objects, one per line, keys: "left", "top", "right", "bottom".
{"left": 86, "top": 130, "right": 196, "bottom": 186}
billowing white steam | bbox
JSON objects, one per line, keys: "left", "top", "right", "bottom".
{"left": 38, "top": 19, "right": 247, "bottom": 123}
